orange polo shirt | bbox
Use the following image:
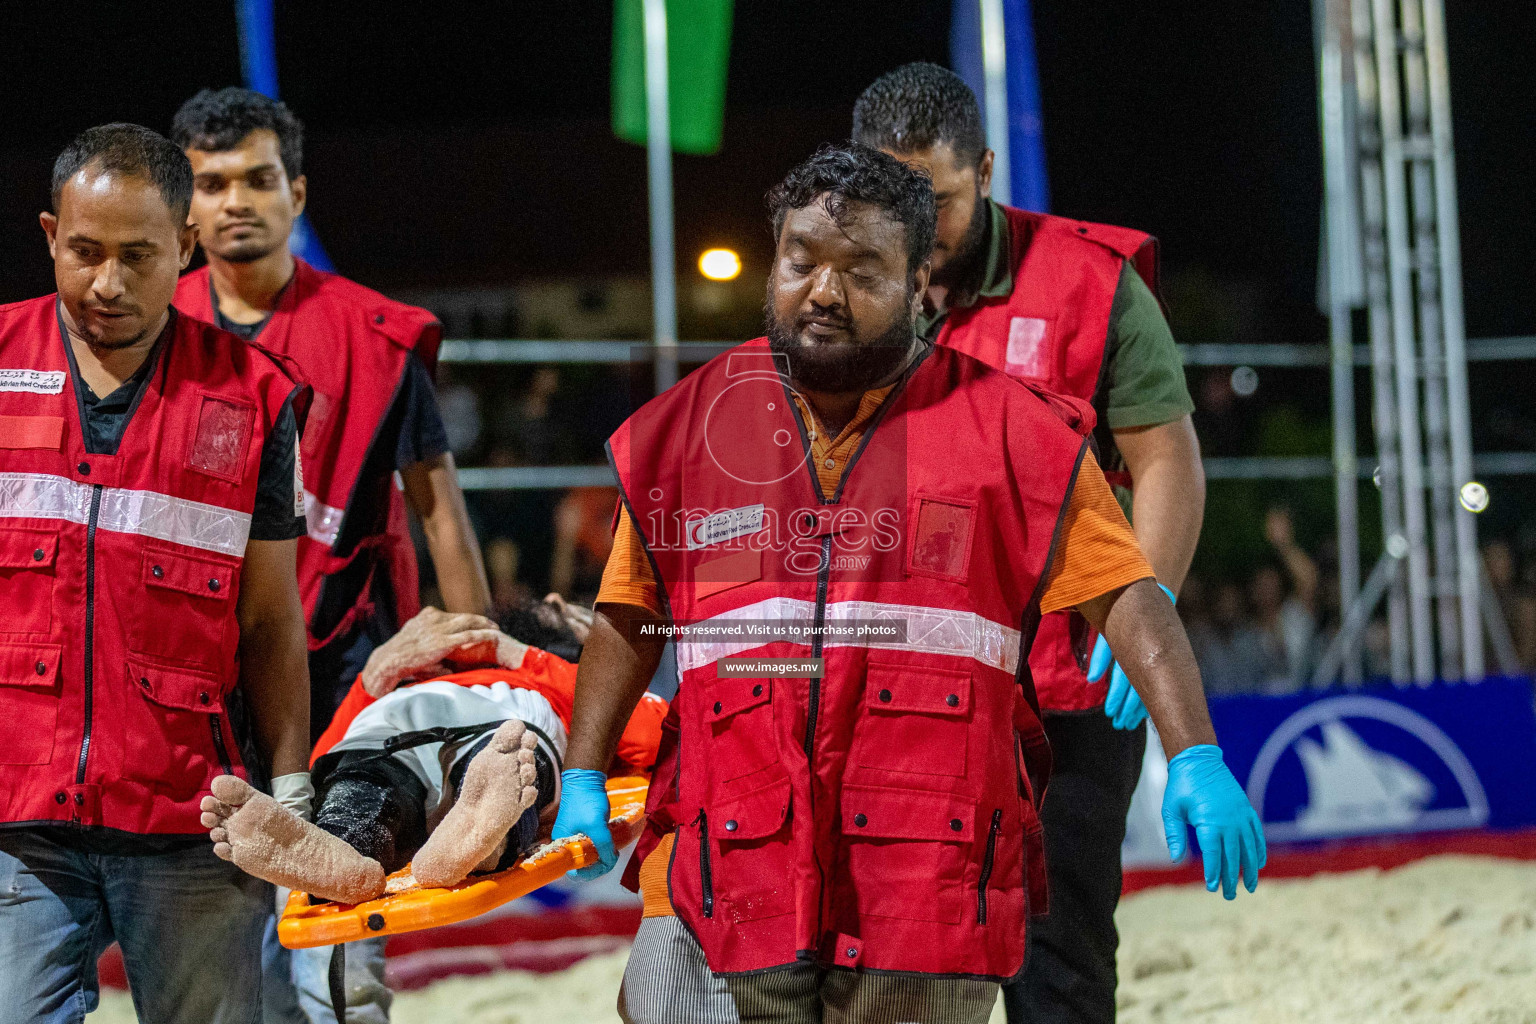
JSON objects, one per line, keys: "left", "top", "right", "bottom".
{"left": 601, "top": 386, "right": 1154, "bottom": 916}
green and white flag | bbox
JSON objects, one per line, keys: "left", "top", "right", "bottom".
{"left": 611, "top": 0, "right": 733, "bottom": 155}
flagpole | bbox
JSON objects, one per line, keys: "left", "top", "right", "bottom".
{"left": 979, "top": 0, "right": 1012, "bottom": 206}
{"left": 641, "top": 0, "right": 680, "bottom": 393}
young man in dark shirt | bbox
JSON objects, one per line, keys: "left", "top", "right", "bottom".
{"left": 170, "top": 89, "right": 490, "bottom": 730}
{"left": 171, "top": 87, "right": 491, "bottom": 1024}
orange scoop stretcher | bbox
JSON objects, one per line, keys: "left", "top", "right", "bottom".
{"left": 277, "top": 775, "right": 648, "bottom": 950}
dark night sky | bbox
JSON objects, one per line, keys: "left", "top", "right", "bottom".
{"left": 0, "top": 1, "right": 1531, "bottom": 342}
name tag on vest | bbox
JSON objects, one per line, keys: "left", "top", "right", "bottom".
{"left": 687, "top": 504, "right": 765, "bottom": 550}
{"left": 0, "top": 369, "right": 65, "bottom": 394}
{"left": 1005, "top": 317, "right": 1051, "bottom": 379}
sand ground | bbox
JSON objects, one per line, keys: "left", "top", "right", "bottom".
{"left": 89, "top": 854, "right": 1536, "bottom": 1023}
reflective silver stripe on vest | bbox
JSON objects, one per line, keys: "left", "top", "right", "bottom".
{"left": 0, "top": 472, "right": 251, "bottom": 557}
{"left": 303, "top": 490, "right": 344, "bottom": 547}
{"left": 673, "top": 596, "right": 1022, "bottom": 675}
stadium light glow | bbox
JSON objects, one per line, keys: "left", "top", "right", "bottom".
{"left": 699, "top": 248, "right": 741, "bottom": 281}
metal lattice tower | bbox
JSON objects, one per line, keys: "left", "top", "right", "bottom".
{"left": 1314, "top": 0, "right": 1488, "bottom": 684}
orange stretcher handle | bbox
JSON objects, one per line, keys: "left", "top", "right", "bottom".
{"left": 277, "top": 775, "right": 649, "bottom": 950}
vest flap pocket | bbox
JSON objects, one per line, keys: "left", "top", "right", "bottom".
{"left": 127, "top": 656, "right": 224, "bottom": 713}
{"left": 0, "top": 527, "right": 57, "bottom": 569}
{"left": 841, "top": 785, "right": 974, "bottom": 843}
{"left": 711, "top": 777, "right": 791, "bottom": 841}
{"left": 0, "top": 642, "right": 61, "bottom": 688}
{"left": 865, "top": 660, "right": 970, "bottom": 716}
{"left": 142, "top": 546, "right": 235, "bottom": 600}
{"left": 706, "top": 677, "right": 771, "bottom": 722}
{"left": 696, "top": 549, "right": 762, "bottom": 601}
{"left": 0, "top": 415, "right": 64, "bottom": 451}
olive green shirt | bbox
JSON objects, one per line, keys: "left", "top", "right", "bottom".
{"left": 919, "top": 200, "right": 1194, "bottom": 514}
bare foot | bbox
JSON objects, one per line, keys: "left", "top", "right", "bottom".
{"left": 412, "top": 720, "right": 540, "bottom": 888}
{"left": 201, "top": 775, "right": 387, "bottom": 905}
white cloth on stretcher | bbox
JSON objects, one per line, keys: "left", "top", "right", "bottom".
{"left": 325, "top": 679, "right": 567, "bottom": 826}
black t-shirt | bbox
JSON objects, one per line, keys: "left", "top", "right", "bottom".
{"left": 210, "top": 273, "right": 278, "bottom": 342}
{"left": 392, "top": 355, "right": 451, "bottom": 471}
{"left": 213, "top": 307, "right": 273, "bottom": 342}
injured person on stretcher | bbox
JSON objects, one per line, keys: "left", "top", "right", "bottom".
{"left": 200, "top": 598, "right": 668, "bottom": 905}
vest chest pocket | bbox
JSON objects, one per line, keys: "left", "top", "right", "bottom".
{"left": 1003, "top": 315, "right": 1060, "bottom": 386}
{"left": 853, "top": 660, "right": 970, "bottom": 778}
{"left": 129, "top": 546, "right": 237, "bottom": 671}
{"left": 0, "top": 527, "right": 58, "bottom": 636}
{"left": 705, "top": 676, "right": 777, "bottom": 784}
{"left": 187, "top": 393, "right": 256, "bottom": 483}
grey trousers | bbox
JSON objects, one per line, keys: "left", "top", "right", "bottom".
{"left": 618, "top": 916, "right": 999, "bottom": 1024}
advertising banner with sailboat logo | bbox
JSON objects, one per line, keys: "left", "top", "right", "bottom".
{"left": 1123, "top": 677, "right": 1536, "bottom": 868}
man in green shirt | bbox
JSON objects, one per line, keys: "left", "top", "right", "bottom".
{"left": 913, "top": 177, "right": 1196, "bottom": 522}
{"left": 855, "top": 63, "right": 1207, "bottom": 1024}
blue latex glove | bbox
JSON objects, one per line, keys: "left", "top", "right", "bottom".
{"left": 1091, "top": 582, "right": 1177, "bottom": 731}
{"left": 550, "top": 768, "right": 617, "bottom": 880}
{"left": 1161, "top": 744, "right": 1267, "bottom": 899}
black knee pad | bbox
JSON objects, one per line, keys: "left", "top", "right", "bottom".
{"left": 447, "top": 730, "right": 559, "bottom": 872}
{"left": 448, "top": 728, "right": 558, "bottom": 813}
{"left": 497, "top": 743, "right": 558, "bottom": 868}
{"left": 312, "top": 751, "right": 429, "bottom": 874}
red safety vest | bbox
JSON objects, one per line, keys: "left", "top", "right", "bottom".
{"left": 176, "top": 260, "right": 441, "bottom": 650}
{"left": 609, "top": 340, "right": 1086, "bottom": 980}
{"left": 937, "top": 206, "right": 1160, "bottom": 712}
{"left": 0, "top": 295, "right": 301, "bottom": 834}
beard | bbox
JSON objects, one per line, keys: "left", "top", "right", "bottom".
{"left": 216, "top": 235, "right": 282, "bottom": 264}
{"left": 69, "top": 304, "right": 157, "bottom": 351}
{"left": 86, "top": 325, "right": 155, "bottom": 351}
{"left": 930, "top": 185, "right": 989, "bottom": 290}
{"left": 765, "top": 299, "right": 917, "bottom": 394}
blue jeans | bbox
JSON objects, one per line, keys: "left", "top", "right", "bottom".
{"left": 0, "top": 829, "right": 271, "bottom": 1024}
{"left": 265, "top": 926, "right": 390, "bottom": 1024}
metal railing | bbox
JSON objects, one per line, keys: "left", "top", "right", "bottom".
{"left": 438, "top": 335, "right": 1536, "bottom": 367}
{"left": 442, "top": 335, "right": 1536, "bottom": 489}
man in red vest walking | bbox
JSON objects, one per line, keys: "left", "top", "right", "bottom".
{"left": 171, "top": 88, "right": 491, "bottom": 729}
{"left": 853, "top": 63, "right": 1209, "bottom": 1023}
{"left": 0, "top": 123, "right": 312, "bottom": 1024}
{"left": 552, "top": 144, "right": 1260, "bottom": 1023}
{"left": 170, "top": 88, "right": 492, "bottom": 1024}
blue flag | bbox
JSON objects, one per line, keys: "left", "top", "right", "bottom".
{"left": 235, "top": 0, "right": 334, "bottom": 271}
{"left": 950, "top": 0, "right": 1050, "bottom": 213}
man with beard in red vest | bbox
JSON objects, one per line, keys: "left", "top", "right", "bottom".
{"left": 171, "top": 88, "right": 491, "bottom": 1024}
{"left": 552, "top": 144, "right": 1260, "bottom": 1023}
{"left": 853, "top": 63, "right": 1208, "bottom": 1023}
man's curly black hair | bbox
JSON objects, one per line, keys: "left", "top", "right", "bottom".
{"left": 497, "top": 601, "right": 584, "bottom": 664}
{"left": 851, "top": 62, "right": 987, "bottom": 168}
{"left": 171, "top": 87, "right": 304, "bottom": 180}
{"left": 766, "top": 142, "right": 937, "bottom": 273}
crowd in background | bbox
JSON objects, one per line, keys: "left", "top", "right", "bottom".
{"left": 421, "top": 363, "right": 1536, "bottom": 696}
